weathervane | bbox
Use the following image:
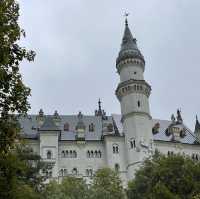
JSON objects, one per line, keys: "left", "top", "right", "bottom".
{"left": 124, "top": 12, "right": 130, "bottom": 25}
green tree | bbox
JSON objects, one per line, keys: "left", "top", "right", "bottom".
{"left": 0, "top": 0, "right": 35, "bottom": 152}
{"left": 0, "top": 145, "right": 49, "bottom": 199}
{"left": 90, "top": 168, "right": 126, "bottom": 199}
{"left": 127, "top": 153, "right": 200, "bottom": 199}
{"left": 43, "top": 177, "right": 90, "bottom": 199}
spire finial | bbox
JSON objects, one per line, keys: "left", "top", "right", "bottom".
{"left": 124, "top": 12, "right": 129, "bottom": 26}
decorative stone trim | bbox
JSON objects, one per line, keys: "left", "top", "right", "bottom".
{"left": 121, "top": 111, "right": 152, "bottom": 123}
{"left": 115, "top": 79, "right": 151, "bottom": 101}
{"left": 116, "top": 58, "right": 145, "bottom": 74}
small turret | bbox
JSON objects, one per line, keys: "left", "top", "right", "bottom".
{"left": 95, "top": 99, "right": 107, "bottom": 119}
{"left": 194, "top": 115, "right": 200, "bottom": 144}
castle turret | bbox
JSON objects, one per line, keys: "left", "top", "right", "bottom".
{"left": 115, "top": 18, "right": 153, "bottom": 180}
{"left": 194, "top": 115, "right": 200, "bottom": 144}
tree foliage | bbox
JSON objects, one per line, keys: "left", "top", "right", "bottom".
{"left": 0, "top": 0, "right": 35, "bottom": 152}
{"left": 42, "top": 177, "right": 90, "bottom": 199}
{"left": 90, "top": 168, "right": 126, "bottom": 199}
{"left": 0, "top": 145, "right": 49, "bottom": 199}
{"left": 127, "top": 153, "right": 200, "bottom": 199}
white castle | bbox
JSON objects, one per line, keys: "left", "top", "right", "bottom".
{"left": 20, "top": 18, "right": 200, "bottom": 186}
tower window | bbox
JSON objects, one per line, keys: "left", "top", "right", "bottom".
{"left": 130, "top": 139, "right": 136, "bottom": 149}
{"left": 137, "top": 101, "right": 141, "bottom": 107}
{"left": 113, "top": 144, "right": 119, "bottom": 154}
{"left": 134, "top": 71, "right": 137, "bottom": 74}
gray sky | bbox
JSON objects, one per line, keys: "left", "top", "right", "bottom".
{"left": 19, "top": 0, "right": 200, "bottom": 130}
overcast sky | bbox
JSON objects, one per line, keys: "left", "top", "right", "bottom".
{"left": 19, "top": 0, "right": 200, "bottom": 130}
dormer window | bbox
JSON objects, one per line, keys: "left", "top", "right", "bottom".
{"left": 64, "top": 122, "right": 69, "bottom": 131}
{"left": 89, "top": 123, "right": 95, "bottom": 132}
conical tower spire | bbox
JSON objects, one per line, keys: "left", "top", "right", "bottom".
{"left": 116, "top": 17, "right": 145, "bottom": 67}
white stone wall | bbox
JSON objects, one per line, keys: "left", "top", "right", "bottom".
{"left": 120, "top": 63, "right": 144, "bottom": 82}
{"left": 155, "top": 141, "right": 200, "bottom": 157}
{"left": 58, "top": 141, "right": 106, "bottom": 178}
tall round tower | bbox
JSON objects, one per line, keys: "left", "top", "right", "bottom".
{"left": 115, "top": 18, "right": 153, "bottom": 180}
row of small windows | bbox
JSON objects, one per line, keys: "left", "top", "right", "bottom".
{"left": 59, "top": 168, "right": 93, "bottom": 177}
{"left": 87, "top": 150, "right": 102, "bottom": 158}
{"left": 121, "top": 84, "right": 144, "bottom": 94}
{"left": 167, "top": 151, "right": 200, "bottom": 161}
{"left": 61, "top": 150, "right": 77, "bottom": 158}
{"left": 59, "top": 164, "right": 120, "bottom": 177}
{"left": 64, "top": 123, "right": 95, "bottom": 132}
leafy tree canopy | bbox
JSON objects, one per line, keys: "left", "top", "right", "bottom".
{"left": 127, "top": 153, "right": 200, "bottom": 199}
{"left": 90, "top": 168, "right": 126, "bottom": 199}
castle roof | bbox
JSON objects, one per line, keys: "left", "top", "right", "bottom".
{"left": 19, "top": 113, "right": 199, "bottom": 145}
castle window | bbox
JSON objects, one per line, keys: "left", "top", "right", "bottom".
{"left": 137, "top": 101, "right": 141, "bottom": 107}
{"left": 86, "top": 169, "right": 93, "bottom": 177}
{"left": 87, "top": 150, "right": 90, "bottom": 158}
{"left": 64, "top": 122, "right": 69, "bottom": 131}
{"left": 66, "top": 150, "right": 69, "bottom": 158}
{"left": 61, "top": 150, "right": 65, "bottom": 158}
{"left": 115, "top": 163, "right": 120, "bottom": 172}
{"left": 113, "top": 144, "right": 119, "bottom": 154}
{"left": 47, "top": 150, "right": 52, "bottom": 159}
{"left": 89, "top": 123, "right": 95, "bottom": 132}
{"left": 73, "top": 150, "right": 77, "bottom": 158}
{"left": 91, "top": 151, "right": 94, "bottom": 158}
{"left": 95, "top": 150, "right": 98, "bottom": 158}
{"left": 98, "top": 150, "right": 102, "bottom": 158}
{"left": 72, "top": 168, "right": 78, "bottom": 175}
{"left": 70, "top": 150, "right": 73, "bottom": 158}
{"left": 130, "top": 139, "right": 136, "bottom": 149}
{"left": 134, "top": 71, "right": 137, "bottom": 75}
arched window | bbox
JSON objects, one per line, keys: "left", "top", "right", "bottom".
{"left": 115, "top": 163, "right": 120, "bottom": 172}
{"left": 73, "top": 151, "right": 77, "bottom": 158}
{"left": 87, "top": 150, "right": 90, "bottom": 158}
{"left": 72, "top": 168, "right": 78, "bottom": 175}
{"left": 61, "top": 150, "right": 65, "bottom": 158}
{"left": 95, "top": 150, "right": 98, "bottom": 158}
{"left": 130, "top": 139, "right": 136, "bottom": 149}
{"left": 137, "top": 101, "right": 141, "bottom": 107}
{"left": 89, "top": 123, "right": 95, "bottom": 132}
{"left": 113, "top": 144, "right": 119, "bottom": 154}
{"left": 91, "top": 151, "right": 94, "bottom": 158}
{"left": 66, "top": 150, "right": 69, "bottom": 158}
{"left": 64, "top": 122, "right": 69, "bottom": 131}
{"left": 47, "top": 150, "right": 52, "bottom": 159}
{"left": 98, "top": 150, "right": 102, "bottom": 158}
{"left": 70, "top": 150, "right": 73, "bottom": 158}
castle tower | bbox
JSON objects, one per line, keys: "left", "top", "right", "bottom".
{"left": 115, "top": 18, "right": 153, "bottom": 180}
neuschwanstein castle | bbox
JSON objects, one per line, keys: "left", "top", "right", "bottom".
{"left": 19, "top": 18, "right": 200, "bottom": 186}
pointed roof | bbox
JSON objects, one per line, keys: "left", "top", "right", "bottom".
{"left": 121, "top": 21, "right": 138, "bottom": 51}
{"left": 39, "top": 116, "right": 60, "bottom": 131}
{"left": 116, "top": 19, "right": 145, "bottom": 66}
{"left": 195, "top": 115, "right": 200, "bottom": 133}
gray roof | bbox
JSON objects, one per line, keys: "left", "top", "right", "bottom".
{"left": 116, "top": 20, "right": 145, "bottom": 65}
{"left": 39, "top": 116, "right": 60, "bottom": 131}
{"left": 19, "top": 113, "right": 198, "bottom": 145}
